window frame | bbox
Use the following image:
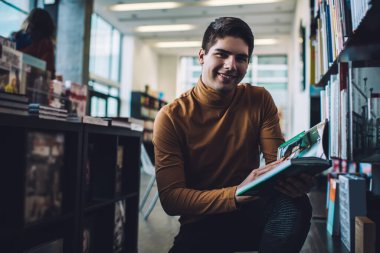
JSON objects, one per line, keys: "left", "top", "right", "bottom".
{"left": 88, "top": 13, "right": 123, "bottom": 117}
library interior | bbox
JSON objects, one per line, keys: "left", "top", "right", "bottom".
{"left": 0, "top": 0, "right": 379, "bottom": 252}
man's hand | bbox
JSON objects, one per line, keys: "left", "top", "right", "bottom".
{"left": 274, "top": 173, "right": 315, "bottom": 198}
{"left": 235, "top": 159, "right": 285, "bottom": 204}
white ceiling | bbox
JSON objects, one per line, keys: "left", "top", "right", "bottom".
{"left": 93, "top": 0, "right": 297, "bottom": 55}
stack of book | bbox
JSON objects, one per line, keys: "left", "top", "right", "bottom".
{"left": 0, "top": 92, "right": 29, "bottom": 116}
{"left": 104, "top": 117, "right": 144, "bottom": 131}
{"left": 67, "top": 115, "right": 109, "bottom": 126}
{"left": 28, "top": 103, "right": 68, "bottom": 121}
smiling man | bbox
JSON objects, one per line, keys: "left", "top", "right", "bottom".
{"left": 153, "top": 17, "right": 313, "bottom": 253}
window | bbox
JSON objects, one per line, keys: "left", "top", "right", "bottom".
{"left": 177, "top": 56, "right": 201, "bottom": 95}
{"left": 88, "top": 81, "right": 120, "bottom": 117}
{"left": 88, "top": 13, "right": 122, "bottom": 117}
{"left": 254, "top": 55, "right": 289, "bottom": 138}
{"left": 89, "top": 13, "right": 121, "bottom": 82}
{"left": 0, "top": 0, "right": 30, "bottom": 38}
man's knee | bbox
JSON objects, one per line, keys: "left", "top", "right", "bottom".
{"left": 264, "top": 194, "right": 312, "bottom": 239}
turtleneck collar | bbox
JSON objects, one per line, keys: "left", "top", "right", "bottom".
{"left": 193, "top": 77, "right": 236, "bottom": 107}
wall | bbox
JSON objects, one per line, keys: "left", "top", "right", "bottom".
{"left": 132, "top": 39, "right": 159, "bottom": 91}
{"left": 120, "top": 36, "right": 158, "bottom": 116}
{"left": 289, "top": 0, "right": 312, "bottom": 137}
{"left": 157, "top": 55, "right": 178, "bottom": 102}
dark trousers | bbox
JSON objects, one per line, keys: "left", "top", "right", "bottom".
{"left": 169, "top": 194, "right": 312, "bottom": 253}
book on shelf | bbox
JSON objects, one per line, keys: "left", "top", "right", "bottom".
{"left": 23, "top": 239, "right": 63, "bottom": 253}
{"left": 0, "top": 45, "right": 23, "bottom": 95}
{"left": 0, "top": 82, "right": 30, "bottom": 116}
{"left": 28, "top": 104, "right": 68, "bottom": 121}
{"left": 115, "top": 145, "right": 124, "bottom": 195}
{"left": 113, "top": 200, "right": 126, "bottom": 253}
{"left": 66, "top": 81, "right": 87, "bottom": 117}
{"left": 82, "top": 115, "right": 108, "bottom": 126}
{"left": 84, "top": 143, "right": 94, "bottom": 204}
{"left": 0, "top": 91, "right": 28, "bottom": 103}
{"left": 104, "top": 117, "right": 144, "bottom": 131}
{"left": 48, "top": 77, "right": 67, "bottom": 110}
{"left": 29, "top": 114, "right": 67, "bottom": 122}
{"left": 29, "top": 103, "right": 68, "bottom": 113}
{"left": 0, "top": 106, "right": 29, "bottom": 116}
{"left": 326, "top": 177, "right": 340, "bottom": 236}
{"left": 339, "top": 174, "right": 367, "bottom": 252}
{"left": 355, "top": 216, "right": 376, "bottom": 253}
{"left": 237, "top": 120, "right": 331, "bottom": 196}
{"left": 67, "top": 115, "right": 109, "bottom": 126}
{"left": 24, "top": 131, "right": 65, "bottom": 224}
{"left": 83, "top": 216, "right": 94, "bottom": 253}
{"left": 0, "top": 99, "right": 29, "bottom": 110}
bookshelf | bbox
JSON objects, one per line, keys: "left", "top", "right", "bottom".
{"left": 313, "top": 2, "right": 380, "bottom": 87}
{"left": 309, "top": 0, "right": 380, "bottom": 251}
{"left": 131, "top": 91, "right": 167, "bottom": 161}
{"left": 0, "top": 113, "right": 142, "bottom": 253}
{"left": 131, "top": 91, "right": 167, "bottom": 142}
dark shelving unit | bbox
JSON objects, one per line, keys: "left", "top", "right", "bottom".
{"left": 131, "top": 91, "right": 167, "bottom": 161}
{"left": 310, "top": 0, "right": 380, "bottom": 251}
{"left": 0, "top": 113, "right": 142, "bottom": 253}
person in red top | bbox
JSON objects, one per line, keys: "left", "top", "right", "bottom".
{"left": 12, "top": 8, "right": 56, "bottom": 78}
{"left": 153, "top": 17, "right": 314, "bottom": 253}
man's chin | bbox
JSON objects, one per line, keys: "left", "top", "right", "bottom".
{"left": 214, "top": 84, "right": 236, "bottom": 94}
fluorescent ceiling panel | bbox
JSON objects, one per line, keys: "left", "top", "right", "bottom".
{"left": 202, "top": 0, "right": 282, "bottom": 6}
{"left": 109, "top": 2, "right": 182, "bottom": 11}
{"left": 155, "top": 41, "right": 201, "bottom": 48}
{"left": 136, "top": 24, "right": 195, "bottom": 32}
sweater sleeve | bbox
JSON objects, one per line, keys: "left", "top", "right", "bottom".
{"left": 152, "top": 109, "right": 238, "bottom": 217}
{"left": 259, "top": 89, "right": 285, "bottom": 164}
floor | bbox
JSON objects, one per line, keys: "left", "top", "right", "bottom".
{"left": 137, "top": 172, "right": 348, "bottom": 253}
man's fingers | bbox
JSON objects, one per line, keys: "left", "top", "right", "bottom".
{"left": 256, "top": 159, "right": 285, "bottom": 176}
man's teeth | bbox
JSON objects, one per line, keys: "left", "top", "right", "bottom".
{"left": 219, "top": 73, "right": 235, "bottom": 78}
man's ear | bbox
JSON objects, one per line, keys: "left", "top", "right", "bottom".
{"left": 198, "top": 48, "right": 205, "bottom": 65}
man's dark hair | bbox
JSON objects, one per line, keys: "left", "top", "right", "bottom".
{"left": 26, "top": 8, "right": 55, "bottom": 41}
{"left": 202, "top": 17, "right": 254, "bottom": 57}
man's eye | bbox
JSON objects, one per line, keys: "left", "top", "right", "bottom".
{"left": 216, "top": 53, "right": 228, "bottom": 58}
{"left": 236, "top": 57, "right": 248, "bottom": 63}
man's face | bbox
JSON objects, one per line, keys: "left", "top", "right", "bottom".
{"left": 199, "top": 36, "right": 249, "bottom": 93}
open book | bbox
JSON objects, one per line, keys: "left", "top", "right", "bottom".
{"left": 236, "top": 120, "right": 331, "bottom": 196}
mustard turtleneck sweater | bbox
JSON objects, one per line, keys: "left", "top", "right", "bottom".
{"left": 153, "top": 79, "right": 284, "bottom": 224}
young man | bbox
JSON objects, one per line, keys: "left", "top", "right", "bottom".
{"left": 153, "top": 17, "right": 313, "bottom": 253}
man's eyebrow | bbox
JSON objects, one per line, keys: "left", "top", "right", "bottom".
{"left": 214, "top": 48, "right": 249, "bottom": 58}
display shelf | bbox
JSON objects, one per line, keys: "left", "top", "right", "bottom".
{"left": 0, "top": 113, "right": 142, "bottom": 253}
{"left": 131, "top": 91, "right": 167, "bottom": 142}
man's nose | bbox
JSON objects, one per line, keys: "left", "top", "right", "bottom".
{"left": 224, "top": 56, "right": 237, "bottom": 70}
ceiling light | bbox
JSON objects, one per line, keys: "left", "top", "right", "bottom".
{"left": 155, "top": 41, "right": 201, "bottom": 48}
{"left": 255, "top": 39, "right": 278, "bottom": 45}
{"left": 136, "top": 24, "right": 195, "bottom": 33}
{"left": 202, "top": 0, "right": 281, "bottom": 6}
{"left": 109, "top": 2, "right": 182, "bottom": 11}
